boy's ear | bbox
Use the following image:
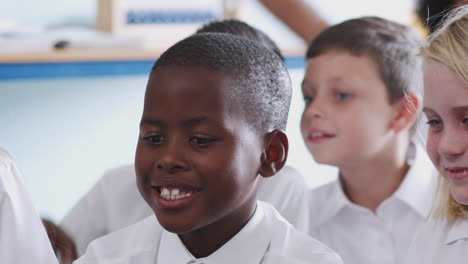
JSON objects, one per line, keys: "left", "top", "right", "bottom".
{"left": 391, "top": 93, "right": 421, "bottom": 132}
{"left": 259, "top": 129, "right": 289, "bottom": 178}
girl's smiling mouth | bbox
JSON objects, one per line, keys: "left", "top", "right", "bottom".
{"left": 445, "top": 167, "right": 468, "bottom": 181}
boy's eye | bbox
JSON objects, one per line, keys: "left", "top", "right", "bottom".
{"left": 189, "top": 136, "right": 216, "bottom": 146}
{"left": 303, "top": 96, "right": 314, "bottom": 105}
{"left": 143, "top": 135, "right": 164, "bottom": 144}
{"left": 336, "top": 92, "right": 352, "bottom": 101}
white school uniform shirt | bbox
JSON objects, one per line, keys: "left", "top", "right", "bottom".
{"left": 0, "top": 148, "right": 58, "bottom": 264}
{"left": 404, "top": 217, "right": 468, "bottom": 264}
{"left": 303, "top": 144, "right": 438, "bottom": 264}
{"left": 61, "top": 165, "right": 308, "bottom": 255}
{"left": 74, "top": 201, "right": 342, "bottom": 264}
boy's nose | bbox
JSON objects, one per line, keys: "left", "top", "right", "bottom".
{"left": 303, "top": 100, "right": 326, "bottom": 119}
{"left": 438, "top": 128, "right": 466, "bottom": 160}
{"left": 156, "top": 160, "right": 187, "bottom": 173}
{"left": 155, "top": 143, "right": 189, "bottom": 173}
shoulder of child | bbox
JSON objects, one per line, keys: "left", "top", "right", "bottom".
{"left": 0, "top": 148, "right": 13, "bottom": 170}
{"left": 259, "top": 202, "right": 343, "bottom": 264}
{"left": 0, "top": 148, "right": 20, "bottom": 193}
{"left": 99, "top": 164, "right": 136, "bottom": 187}
{"left": 308, "top": 180, "right": 338, "bottom": 199}
{"left": 74, "top": 215, "right": 163, "bottom": 263}
{"left": 306, "top": 180, "right": 340, "bottom": 218}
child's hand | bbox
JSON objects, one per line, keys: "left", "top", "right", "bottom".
{"left": 42, "top": 219, "right": 78, "bottom": 264}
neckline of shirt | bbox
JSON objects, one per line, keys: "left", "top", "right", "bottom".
{"left": 313, "top": 142, "right": 437, "bottom": 226}
{"left": 445, "top": 218, "right": 468, "bottom": 244}
{"left": 157, "top": 202, "right": 271, "bottom": 264}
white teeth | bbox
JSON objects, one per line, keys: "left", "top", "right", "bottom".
{"left": 311, "top": 132, "right": 325, "bottom": 138}
{"left": 161, "top": 188, "right": 170, "bottom": 196}
{"left": 160, "top": 187, "right": 193, "bottom": 200}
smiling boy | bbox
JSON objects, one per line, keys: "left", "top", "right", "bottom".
{"left": 299, "top": 17, "right": 438, "bottom": 264}
{"left": 74, "top": 33, "right": 342, "bottom": 264}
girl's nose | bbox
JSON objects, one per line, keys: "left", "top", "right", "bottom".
{"left": 438, "top": 128, "right": 466, "bottom": 160}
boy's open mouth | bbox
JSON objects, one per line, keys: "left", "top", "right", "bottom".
{"left": 154, "top": 185, "right": 202, "bottom": 201}
{"left": 309, "top": 132, "right": 335, "bottom": 139}
{"left": 307, "top": 132, "right": 336, "bottom": 142}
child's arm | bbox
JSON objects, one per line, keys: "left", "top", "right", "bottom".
{"left": 42, "top": 219, "right": 78, "bottom": 264}
{"left": 259, "top": 0, "right": 329, "bottom": 43}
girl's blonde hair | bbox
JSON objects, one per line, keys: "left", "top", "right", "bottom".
{"left": 421, "top": 6, "right": 468, "bottom": 83}
{"left": 422, "top": 6, "right": 468, "bottom": 220}
{"left": 433, "top": 177, "right": 468, "bottom": 220}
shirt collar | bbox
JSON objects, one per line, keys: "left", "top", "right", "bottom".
{"left": 158, "top": 230, "right": 194, "bottom": 264}
{"left": 315, "top": 142, "right": 438, "bottom": 225}
{"left": 445, "top": 218, "right": 468, "bottom": 244}
{"left": 157, "top": 202, "right": 271, "bottom": 264}
{"left": 393, "top": 143, "right": 438, "bottom": 218}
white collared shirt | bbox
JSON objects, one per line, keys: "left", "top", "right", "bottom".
{"left": 404, "top": 218, "right": 468, "bottom": 264}
{"left": 157, "top": 200, "right": 271, "bottom": 264}
{"left": 61, "top": 165, "right": 308, "bottom": 255}
{"left": 74, "top": 201, "right": 343, "bottom": 264}
{"left": 303, "top": 144, "right": 438, "bottom": 264}
{"left": 0, "top": 148, "right": 58, "bottom": 264}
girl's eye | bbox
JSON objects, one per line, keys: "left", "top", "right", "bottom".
{"left": 189, "top": 137, "right": 216, "bottom": 146}
{"left": 143, "top": 135, "right": 164, "bottom": 144}
{"left": 426, "top": 119, "right": 443, "bottom": 131}
{"left": 303, "top": 96, "right": 314, "bottom": 105}
{"left": 336, "top": 92, "right": 352, "bottom": 101}
{"left": 426, "top": 120, "right": 441, "bottom": 126}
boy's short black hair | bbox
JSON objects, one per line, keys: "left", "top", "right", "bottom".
{"left": 150, "top": 32, "right": 291, "bottom": 132}
{"left": 195, "top": 19, "right": 284, "bottom": 61}
{"left": 306, "top": 17, "right": 423, "bottom": 104}
{"left": 416, "top": 0, "right": 459, "bottom": 33}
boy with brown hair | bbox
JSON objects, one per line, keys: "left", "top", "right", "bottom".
{"left": 300, "top": 17, "right": 437, "bottom": 264}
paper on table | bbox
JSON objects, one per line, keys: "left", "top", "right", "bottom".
{"left": 0, "top": 27, "right": 145, "bottom": 54}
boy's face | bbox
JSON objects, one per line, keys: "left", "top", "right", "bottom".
{"left": 135, "top": 66, "right": 263, "bottom": 235}
{"left": 301, "top": 50, "right": 398, "bottom": 167}
{"left": 423, "top": 60, "right": 468, "bottom": 205}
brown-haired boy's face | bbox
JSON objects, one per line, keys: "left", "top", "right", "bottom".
{"left": 135, "top": 66, "right": 262, "bottom": 237}
{"left": 301, "top": 50, "right": 399, "bottom": 168}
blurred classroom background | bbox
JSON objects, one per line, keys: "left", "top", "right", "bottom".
{"left": 0, "top": 0, "right": 417, "bottom": 221}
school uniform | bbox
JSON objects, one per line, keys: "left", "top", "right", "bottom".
{"left": 404, "top": 218, "right": 468, "bottom": 264}
{"left": 74, "top": 201, "right": 342, "bottom": 264}
{"left": 303, "top": 144, "right": 438, "bottom": 264}
{"left": 61, "top": 165, "right": 309, "bottom": 255}
{"left": 0, "top": 148, "right": 58, "bottom": 264}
